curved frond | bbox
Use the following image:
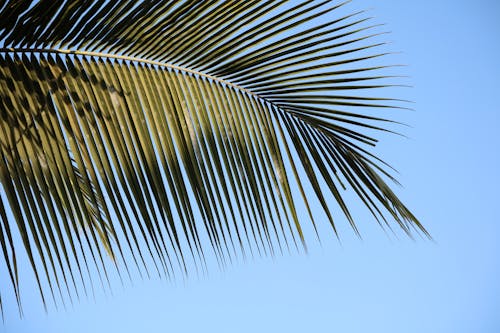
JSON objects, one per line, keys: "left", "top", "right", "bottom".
{"left": 0, "top": 0, "right": 428, "bottom": 313}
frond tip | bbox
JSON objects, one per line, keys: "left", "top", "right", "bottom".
{"left": 0, "top": 0, "right": 428, "bottom": 313}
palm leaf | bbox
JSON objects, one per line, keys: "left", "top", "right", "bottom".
{"left": 0, "top": 0, "right": 429, "bottom": 314}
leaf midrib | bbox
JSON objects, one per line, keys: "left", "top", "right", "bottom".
{"left": 0, "top": 47, "right": 262, "bottom": 101}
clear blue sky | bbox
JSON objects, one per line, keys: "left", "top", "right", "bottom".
{"left": 2, "top": 1, "right": 500, "bottom": 332}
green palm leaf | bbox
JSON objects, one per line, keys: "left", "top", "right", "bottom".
{"left": 0, "top": 0, "right": 429, "bottom": 314}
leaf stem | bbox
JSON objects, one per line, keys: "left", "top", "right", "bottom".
{"left": 0, "top": 47, "right": 259, "bottom": 99}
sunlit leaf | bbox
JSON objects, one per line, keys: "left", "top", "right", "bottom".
{"left": 0, "top": 0, "right": 429, "bottom": 314}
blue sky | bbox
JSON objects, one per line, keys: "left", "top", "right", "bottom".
{"left": 2, "top": 0, "right": 500, "bottom": 332}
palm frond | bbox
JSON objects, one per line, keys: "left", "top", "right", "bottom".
{"left": 0, "top": 0, "right": 428, "bottom": 314}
